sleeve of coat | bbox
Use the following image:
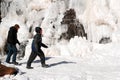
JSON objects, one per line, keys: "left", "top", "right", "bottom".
{"left": 17, "top": 40, "right": 20, "bottom": 45}
{"left": 41, "top": 43, "right": 48, "bottom": 48}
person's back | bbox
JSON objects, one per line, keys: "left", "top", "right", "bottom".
{"left": 7, "top": 26, "right": 17, "bottom": 45}
{"left": 6, "top": 24, "right": 20, "bottom": 65}
{"left": 32, "top": 33, "right": 42, "bottom": 52}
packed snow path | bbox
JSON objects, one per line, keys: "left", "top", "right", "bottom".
{"left": 1, "top": 55, "right": 120, "bottom": 80}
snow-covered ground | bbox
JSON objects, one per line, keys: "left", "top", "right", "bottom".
{"left": 1, "top": 56, "right": 120, "bottom": 80}
{"left": 7, "top": 57, "right": 120, "bottom": 80}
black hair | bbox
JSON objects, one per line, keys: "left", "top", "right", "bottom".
{"left": 35, "top": 27, "right": 42, "bottom": 33}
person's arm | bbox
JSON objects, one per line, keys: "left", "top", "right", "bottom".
{"left": 41, "top": 43, "right": 48, "bottom": 48}
{"left": 35, "top": 34, "right": 48, "bottom": 48}
{"left": 17, "top": 40, "right": 20, "bottom": 45}
{"left": 13, "top": 28, "right": 20, "bottom": 45}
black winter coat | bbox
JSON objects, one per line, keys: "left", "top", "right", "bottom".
{"left": 32, "top": 33, "right": 48, "bottom": 52}
{"left": 7, "top": 26, "right": 20, "bottom": 45}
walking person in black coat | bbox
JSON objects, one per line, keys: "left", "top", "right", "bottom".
{"left": 26, "top": 27, "right": 49, "bottom": 69}
{"left": 6, "top": 24, "right": 20, "bottom": 65}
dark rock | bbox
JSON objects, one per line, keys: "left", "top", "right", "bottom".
{"left": 60, "top": 8, "right": 87, "bottom": 40}
{"left": 99, "top": 37, "right": 112, "bottom": 44}
{"left": 0, "top": 64, "right": 18, "bottom": 77}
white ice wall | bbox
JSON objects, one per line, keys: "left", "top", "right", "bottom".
{"left": 82, "top": 0, "right": 118, "bottom": 42}
{"left": 1, "top": 0, "right": 120, "bottom": 56}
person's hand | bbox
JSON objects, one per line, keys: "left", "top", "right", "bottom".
{"left": 45, "top": 46, "right": 48, "bottom": 48}
{"left": 18, "top": 42, "right": 21, "bottom": 45}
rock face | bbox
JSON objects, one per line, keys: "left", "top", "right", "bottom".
{"left": 60, "top": 9, "right": 87, "bottom": 40}
{"left": 0, "top": 64, "right": 18, "bottom": 77}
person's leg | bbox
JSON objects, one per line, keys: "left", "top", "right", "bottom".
{"left": 26, "top": 51, "right": 37, "bottom": 69}
{"left": 6, "top": 44, "right": 13, "bottom": 63}
{"left": 6, "top": 50, "right": 13, "bottom": 63}
{"left": 37, "top": 50, "right": 49, "bottom": 67}
{"left": 12, "top": 45, "right": 17, "bottom": 63}
{"left": 37, "top": 50, "right": 45, "bottom": 65}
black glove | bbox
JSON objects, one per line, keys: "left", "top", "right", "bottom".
{"left": 41, "top": 43, "right": 48, "bottom": 48}
{"left": 44, "top": 45, "right": 48, "bottom": 48}
{"left": 18, "top": 42, "right": 21, "bottom": 45}
{"left": 45, "top": 46, "right": 48, "bottom": 48}
{"left": 17, "top": 40, "right": 20, "bottom": 45}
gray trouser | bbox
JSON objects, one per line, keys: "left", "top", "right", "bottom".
{"left": 27, "top": 50, "right": 45, "bottom": 67}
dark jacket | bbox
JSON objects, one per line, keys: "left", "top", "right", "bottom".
{"left": 7, "top": 26, "right": 20, "bottom": 45}
{"left": 32, "top": 33, "right": 48, "bottom": 52}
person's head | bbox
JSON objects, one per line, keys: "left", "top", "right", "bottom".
{"left": 35, "top": 27, "right": 42, "bottom": 34}
{"left": 14, "top": 24, "right": 20, "bottom": 31}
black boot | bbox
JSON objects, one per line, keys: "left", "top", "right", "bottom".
{"left": 26, "top": 66, "right": 33, "bottom": 69}
{"left": 42, "top": 64, "right": 49, "bottom": 68}
{"left": 26, "top": 65, "right": 33, "bottom": 69}
{"left": 6, "top": 61, "right": 12, "bottom": 64}
{"left": 12, "top": 61, "right": 19, "bottom": 65}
